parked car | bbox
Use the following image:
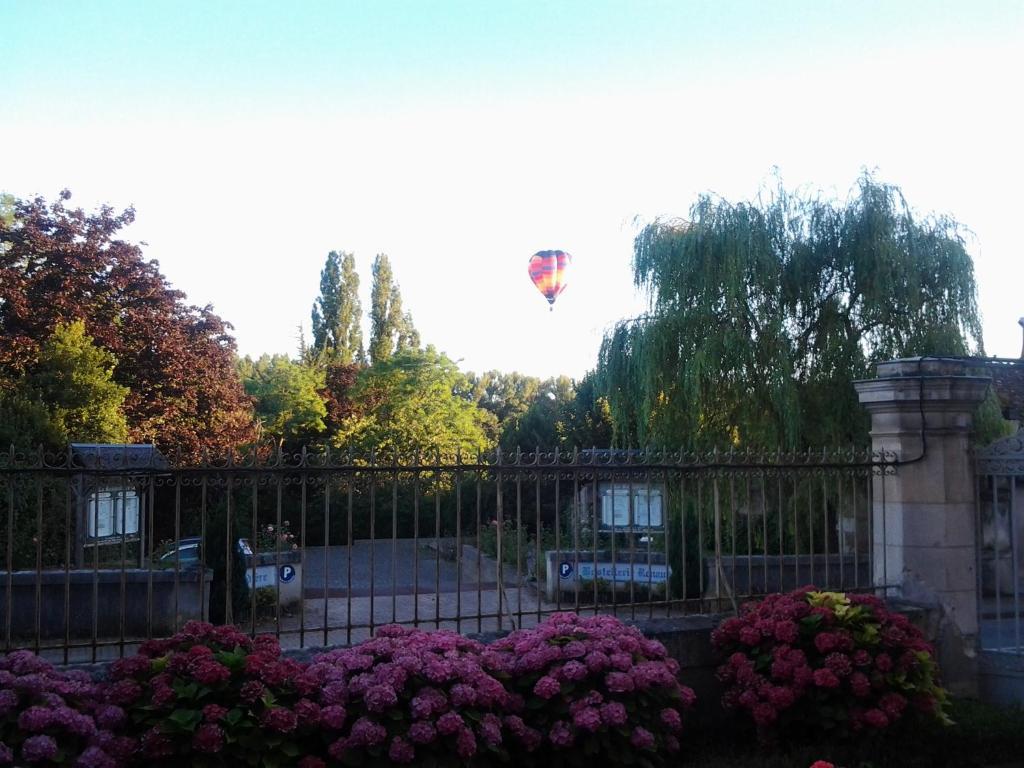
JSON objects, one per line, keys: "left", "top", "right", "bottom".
{"left": 153, "top": 536, "right": 202, "bottom": 568}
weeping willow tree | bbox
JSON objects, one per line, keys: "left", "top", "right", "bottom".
{"left": 598, "top": 174, "right": 984, "bottom": 449}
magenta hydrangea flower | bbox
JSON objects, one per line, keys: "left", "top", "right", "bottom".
{"left": 549, "top": 720, "right": 574, "bottom": 748}
{"left": 388, "top": 736, "right": 415, "bottom": 764}
{"left": 21, "top": 735, "right": 59, "bottom": 763}
{"left": 192, "top": 723, "right": 225, "bottom": 754}
{"left": 533, "top": 675, "right": 561, "bottom": 699}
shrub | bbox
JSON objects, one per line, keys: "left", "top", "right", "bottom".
{"left": 106, "top": 621, "right": 316, "bottom": 767}
{"left": 488, "top": 613, "right": 695, "bottom": 767}
{"left": 0, "top": 649, "right": 132, "bottom": 768}
{"left": 711, "top": 588, "right": 950, "bottom": 739}
{"left": 307, "top": 625, "right": 514, "bottom": 767}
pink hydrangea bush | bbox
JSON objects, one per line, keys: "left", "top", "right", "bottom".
{"left": 0, "top": 649, "right": 132, "bottom": 768}
{"left": 487, "top": 613, "right": 695, "bottom": 767}
{"left": 308, "top": 625, "right": 514, "bottom": 767}
{"left": 106, "top": 621, "right": 317, "bottom": 766}
{"left": 711, "top": 588, "right": 950, "bottom": 739}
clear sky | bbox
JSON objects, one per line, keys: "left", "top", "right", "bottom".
{"left": 3, "top": 1, "right": 1022, "bottom": 378}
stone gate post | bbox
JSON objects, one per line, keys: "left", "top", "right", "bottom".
{"left": 855, "top": 358, "right": 991, "bottom": 694}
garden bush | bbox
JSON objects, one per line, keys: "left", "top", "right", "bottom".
{"left": 488, "top": 612, "right": 695, "bottom": 767}
{"left": 711, "top": 587, "right": 950, "bottom": 739}
{"left": 0, "top": 649, "right": 132, "bottom": 768}
{"left": 307, "top": 626, "right": 514, "bottom": 766}
{"left": 0, "top": 613, "right": 694, "bottom": 767}
{"left": 106, "top": 621, "right": 317, "bottom": 767}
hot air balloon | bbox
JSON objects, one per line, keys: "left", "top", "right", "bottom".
{"left": 528, "top": 250, "right": 571, "bottom": 310}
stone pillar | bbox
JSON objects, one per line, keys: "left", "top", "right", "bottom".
{"left": 855, "top": 358, "right": 991, "bottom": 694}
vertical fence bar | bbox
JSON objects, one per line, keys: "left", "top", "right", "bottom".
{"left": 645, "top": 465, "right": 653, "bottom": 619}
{"left": 391, "top": 467, "right": 398, "bottom": 624}
{"left": 533, "top": 452, "right": 541, "bottom": 624}
{"left": 744, "top": 474, "right": 752, "bottom": 599}
{"left": 591, "top": 460, "right": 600, "bottom": 615}
{"left": 120, "top": 481, "right": 129, "bottom": 655}
{"left": 250, "top": 472, "right": 258, "bottom": 637}
{"left": 455, "top": 451, "right": 463, "bottom": 635}
{"left": 147, "top": 473, "right": 156, "bottom": 639}
{"left": 712, "top": 477, "right": 722, "bottom": 607}
{"left": 479, "top": 453, "right": 487, "bottom": 632}
{"left": 728, "top": 472, "right": 737, "bottom": 602}
{"left": 34, "top": 476, "right": 42, "bottom": 655}
{"left": 837, "top": 471, "right": 844, "bottom": 590}
{"left": 573, "top": 449, "right": 581, "bottom": 616}
{"left": 974, "top": 470, "right": 985, "bottom": 649}
{"left": 63, "top": 474, "right": 72, "bottom": 664}
{"left": 610, "top": 465, "right": 619, "bottom": 618}
{"left": 992, "top": 475, "right": 1002, "bottom": 648}
{"left": 696, "top": 476, "right": 704, "bottom": 610}
{"left": 792, "top": 475, "right": 799, "bottom": 589}
{"left": 822, "top": 470, "right": 830, "bottom": 589}
{"left": 761, "top": 468, "right": 768, "bottom": 595}
{"left": 324, "top": 464, "right": 333, "bottom": 646}
{"left": 5, "top": 476, "right": 13, "bottom": 652}
{"left": 627, "top": 466, "right": 635, "bottom": 620}
{"left": 777, "top": 474, "right": 784, "bottom": 592}
{"left": 880, "top": 464, "right": 888, "bottom": 594}
{"left": 346, "top": 470, "right": 354, "bottom": 646}
{"left": 554, "top": 449, "right": 562, "bottom": 614}
{"left": 91, "top": 489, "right": 99, "bottom": 661}
{"left": 173, "top": 478, "right": 181, "bottom": 635}
{"left": 274, "top": 469, "right": 283, "bottom": 640}
{"left": 851, "top": 473, "right": 858, "bottom": 590}
{"left": 224, "top": 472, "right": 233, "bottom": 627}
{"left": 1011, "top": 478, "right": 1020, "bottom": 654}
{"left": 413, "top": 459, "right": 421, "bottom": 628}
{"left": 865, "top": 471, "right": 873, "bottom": 594}
{"left": 679, "top": 475, "right": 686, "bottom": 614}
{"left": 200, "top": 477, "right": 208, "bottom": 631}
{"left": 298, "top": 455, "right": 307, "bottom": 648}
{"left": 497, "top": 449, "right": 505, "bottom": 630}
{"left": 515, "top": 450, "right": 522, "bottom": 625}
{"left": 368, "top": 451, "right": 377, "bottom": 639}
{"left": 434, "top": 453, "right": 442, "bottom": 631}
{"left": 807, "top": 474, "right": 815, "bottom": 590}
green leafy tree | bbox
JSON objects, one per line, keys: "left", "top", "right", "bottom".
{"left": 0, "top": 320, "right": 129, "bottom": 448}
{"left": 556, "top": 371, "right": 615, "bottom": 448}
{"left": 240, "top": 354, "right": 327, "bottom": 445}
{"left": 464, "top": 370, "right": 541, "bottom": 443}
{"left": 310, "top": 250, "right": 364, "bottom": 365}
{"left": 333, "top": 347, "right": 493, "bottom": 460}
{"left": 368, "top": 253, "right": 419, "bottom": 364}
{"left": 597, "top": 174, "right": 984, "bottom": 450}
{"left": 500, "top": 376, "right": 576, "bottom": 450}
{"left": 0, "top": 191, "right": 256, "bottom": 458}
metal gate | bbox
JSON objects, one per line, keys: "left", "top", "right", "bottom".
{"left": 976, "top": 429, "right": 1024, "bottom": 655}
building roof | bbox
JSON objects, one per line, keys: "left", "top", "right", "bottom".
{"left": 69, "top": 444, "right": 170, "bottom": 471}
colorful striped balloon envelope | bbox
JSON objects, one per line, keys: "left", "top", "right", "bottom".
{"left": 527, "top": 250, "right": 571, "bottom": 310}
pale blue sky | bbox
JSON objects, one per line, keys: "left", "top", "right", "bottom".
{"left": 3, "top": 1, "right": 1023, "bottom": 376}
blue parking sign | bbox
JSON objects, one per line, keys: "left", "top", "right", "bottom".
{"left": 279, "top": 564, "right": 296, "bottom": 583}
{"left": 559, "top": 562, "right": 573, "bottom": 579}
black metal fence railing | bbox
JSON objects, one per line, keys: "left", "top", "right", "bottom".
{"left": 0, "top": 445, "right": 896, "bottom": 661}
{"left": 976, "top": 430, "right": 1024, "bottom": 656}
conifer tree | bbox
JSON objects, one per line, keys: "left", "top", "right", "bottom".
{"left": 0, "top": 320, "right": 129, "bottom": 447}
{"left": 369, "top": 253, "right": 419, "bottom": 364}
{"left": 311, "top": 251, "right": 363, "bottom": 364}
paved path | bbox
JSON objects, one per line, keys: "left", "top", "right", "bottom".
{"left": 300, "top": 539, "right": 471, "bottom": 597}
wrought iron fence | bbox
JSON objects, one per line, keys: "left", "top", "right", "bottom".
{"left": 0, "top": 444, "right": 896, "bottom": 661}
{"left": 976, "top": 430, "right": 1024, "bottom": 656}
